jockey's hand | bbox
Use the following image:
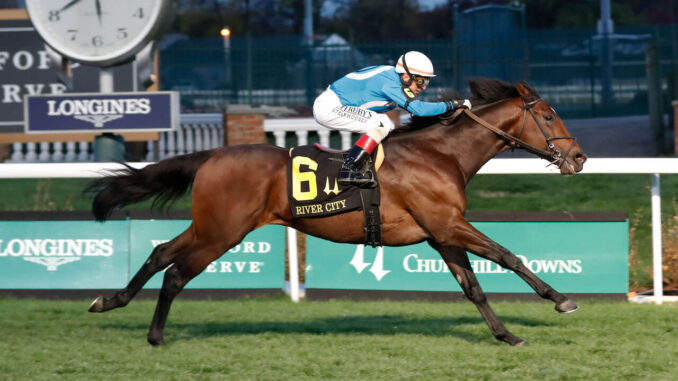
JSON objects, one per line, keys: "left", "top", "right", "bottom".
{"left": 449, "top": 99, "right": 472, "bottom": 111}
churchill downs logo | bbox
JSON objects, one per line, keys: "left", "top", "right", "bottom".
{"left": 46, "top": 98, "right": 151, "bottom": 128}
{"left": 0, "top": 239, "right": 114, "bottom": 271}
{"left": 350, "top": 246, "right": 583, "bottom": 282}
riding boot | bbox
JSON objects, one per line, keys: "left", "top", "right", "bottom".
{"left": 339, "top": 136, "right": 377, "bottom": 187}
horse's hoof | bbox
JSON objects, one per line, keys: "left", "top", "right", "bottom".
{"left": 501, "top": 334, "right": 527, "bottom": 346}
{"left": 555, "top": 299, "right": 579, "bottom": 314}
{"left": 147, "top": 336, "right": 167, "bottom": 346}
{"left": 88, "top": 296, "right": 104, "bottom": 313}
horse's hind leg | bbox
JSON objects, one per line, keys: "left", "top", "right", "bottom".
{"left": 146, "top": 240, "right": 232, "bottom": 346}
{"left": 430, "top": 242, "right": 527, "bottom": 346}
{"left": 88, "top": 229, "right": 192, "bottom": 313}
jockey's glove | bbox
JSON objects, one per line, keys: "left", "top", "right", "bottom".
{"left": 447, "top": 99, "right": 472, "bottom": 111}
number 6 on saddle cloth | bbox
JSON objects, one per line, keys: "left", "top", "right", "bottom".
{"left": 287, "top": 143, "right": 385, "bottom": 247}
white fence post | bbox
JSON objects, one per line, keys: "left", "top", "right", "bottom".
{"left": 318, "top": 130, "right": 330, "bottom": 147}
{"left": 340, "top": 131, "right": 353, "bottom": 150}
{"left": 25, "top": 142, "right": 37, "bottom": 162}
{"left": 77, "top": 141, "right": 89, "bottom": 161}
{"left": 185, "top": 125, "right": 195, "bottom": 153}
{"left": 10, "top": 143, "right": 23, "bottom": 162}
{"left": 651, "top": 174, "right": 663, "bottom": 305}
{"left": 271, "top": 127, "right": 300, "bottom": 303}
{"left": 295, "top": 130, "right": 308, "bottom": 146}
{"left": 273, "top": 131, "right": 286, "bottom": 147}
{"left": 193, "top": 125, "right": 203, "bottom": 153}
{"left": 287, "top": 227, "right": 300, "bottom": 303}
{"left": 145, "top": 141, "right": 154, "bottom": 162}
{"left": 38, "top": 142, "right": 50, "bottom": 162}
{"left": 166, "top": 131, "right": 177, "bottom": 157}
{"left": 52, "top": 142, "right": 64, "bottom": 162}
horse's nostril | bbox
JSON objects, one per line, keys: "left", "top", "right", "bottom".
{"left": 575, "top": 153, "right": 587, "bottom": 163}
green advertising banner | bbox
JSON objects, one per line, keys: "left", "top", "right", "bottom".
{"left": 306, "top": 221, "right": 628, "bottom": 293}
{"left": 129, "top": 221, "right": 285, "bottom": 289}
{"left": 0, "top": 220, "right": 129, "bottom": 289}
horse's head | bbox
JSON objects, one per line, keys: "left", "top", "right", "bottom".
{"left": 509, "top": 81, "right": 587, "bottom": 175}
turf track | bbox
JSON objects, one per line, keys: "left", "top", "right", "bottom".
{"left": 0, "top": 297, "right": 676, "bottom": 380}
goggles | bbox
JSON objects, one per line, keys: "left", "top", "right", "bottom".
{"left": 413, "top": 76, "right": 430, "bottom": 88}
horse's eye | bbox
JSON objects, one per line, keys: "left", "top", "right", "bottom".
{"left": 544, "top": 114, "right": 554, "bottom": 121}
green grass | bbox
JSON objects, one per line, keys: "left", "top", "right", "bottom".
{"left": 1, "top": 174, "right": 677, "bottom": 289}
{"left": 0, "top": 178, "right": 192, "bottom": 211}
{"left": 0, "top": 297, "right": 676, "bottom": 380}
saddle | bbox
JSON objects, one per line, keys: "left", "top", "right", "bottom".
{"left": 287, "top": 143, "right": 384, "bottom": 247}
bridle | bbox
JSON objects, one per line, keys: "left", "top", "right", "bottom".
{"left": 461, "top": 98, "right": 577, "bottom": 168}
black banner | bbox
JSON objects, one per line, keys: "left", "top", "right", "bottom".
{"left": 0, "top": 20, "right": 135, "bottom": 133}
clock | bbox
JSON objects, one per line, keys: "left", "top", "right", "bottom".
{"left": 25, "top": 0, "right": 174, "bottom": 67}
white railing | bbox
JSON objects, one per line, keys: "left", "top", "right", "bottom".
{"left": 7, "top": 113, "right": 224, "bottom": 163}
{"left": 7, "top": 114, "right": 370, "bottom": 163}
{"left": 263, "top": 117, "right": 355, "bottom": 150}
{"left": 146, "top": 113, "right": 224, "bottom": 161}
{"left": 10, "top": 141, "right": 91, "bottom": 163}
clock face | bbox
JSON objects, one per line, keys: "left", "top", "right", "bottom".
{"left": 26, "top": 0, "right": 169, "bottom": 66}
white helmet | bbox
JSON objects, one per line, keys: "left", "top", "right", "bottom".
{"left": 395, "top": 51, "right": 436, "bottom": 78}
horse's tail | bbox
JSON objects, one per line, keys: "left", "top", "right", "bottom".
{"left": 87, "top": 150, "right": 214, "bottom": 221}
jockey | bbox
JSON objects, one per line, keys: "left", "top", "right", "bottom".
{"left": 313, "top": 51, "right": 472, "bottom": 187}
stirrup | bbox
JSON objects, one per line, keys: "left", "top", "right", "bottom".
{"left": 339, "top": 169, "right": 376, "bottom": 188}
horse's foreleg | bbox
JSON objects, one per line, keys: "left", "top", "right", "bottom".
{"left": 430, "top": 242, "right": 527, "bottom": 346}
{"left": 447, "top": 219, "right": 578, "bottom": 313}
{"left": 89, "top": 230, "right": 192, "bottom": 313}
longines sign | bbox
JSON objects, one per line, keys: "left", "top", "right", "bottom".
{"left": 25, "top": 92, "right": 179, "bottom": 133}
{"left": 0, "top": 220, "right": 128, "bottom": 289}
{"left": 0, "top": 219, "right": 285, "bottom": 290}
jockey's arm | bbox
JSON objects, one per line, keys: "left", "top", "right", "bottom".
{"left": 381, "top": 84, "right": 449, "bottom": 117}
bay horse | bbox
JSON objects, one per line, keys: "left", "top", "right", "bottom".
{"left": 87, "top": 78, "right": 587, "bottom": 346}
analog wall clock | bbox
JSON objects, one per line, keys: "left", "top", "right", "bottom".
{"left": 25, "top": 0, "right": 174, "bottom": 67}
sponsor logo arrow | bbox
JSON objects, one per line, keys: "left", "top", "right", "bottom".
{"left": 368, "top": 246, "right": 391, "bottom": 281}
{"left": 349, "top": 244, "right": 390, "bottom": 281}
{"left": 349, "top": 244, "right": 370, "bottom": 273}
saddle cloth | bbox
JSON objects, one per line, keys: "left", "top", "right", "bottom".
{"left": 286, "top": 144, "right": 382, "bottom": 218}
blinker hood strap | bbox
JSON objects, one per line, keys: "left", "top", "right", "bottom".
{"left": 401, "top": 53, "right": 413, "bottom": 86}
{"left": 400, "top": 53, "right": 415, "bottom": 110}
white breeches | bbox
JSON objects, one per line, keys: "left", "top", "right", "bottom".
{"left": 313, "top": 88, "right": 395, "bottom": 144}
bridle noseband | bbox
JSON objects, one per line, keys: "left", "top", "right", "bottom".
{"left": 461, "top": 98, "right": 577, "bottom": 168}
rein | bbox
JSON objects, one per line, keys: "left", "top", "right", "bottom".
{"left": 461, "top": 98, "right": 577, "bottom": 167}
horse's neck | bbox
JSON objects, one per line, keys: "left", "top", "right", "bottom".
{"left": 456, "top": 107, "right": 522, "bottom": 179}
{"left": 394, "top": 103, "right": 522, "bottom": 185}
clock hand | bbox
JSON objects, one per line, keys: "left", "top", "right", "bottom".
{"left": 95, "top": 0, "right": 102, "bottom": 25}
{"left": 58, "top": 0, "right": 82, "bottom": 13}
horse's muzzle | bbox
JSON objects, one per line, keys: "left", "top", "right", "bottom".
{"left": 561, "top": 150, "right": 587, "bottom": 175}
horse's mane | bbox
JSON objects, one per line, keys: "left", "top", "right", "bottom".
{"left": 393, "top": 78, "right": 540, "bottom": 134}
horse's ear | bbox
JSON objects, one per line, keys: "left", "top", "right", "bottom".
{"left": 515, "top": 81, "right": 531, "bottom": 96}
